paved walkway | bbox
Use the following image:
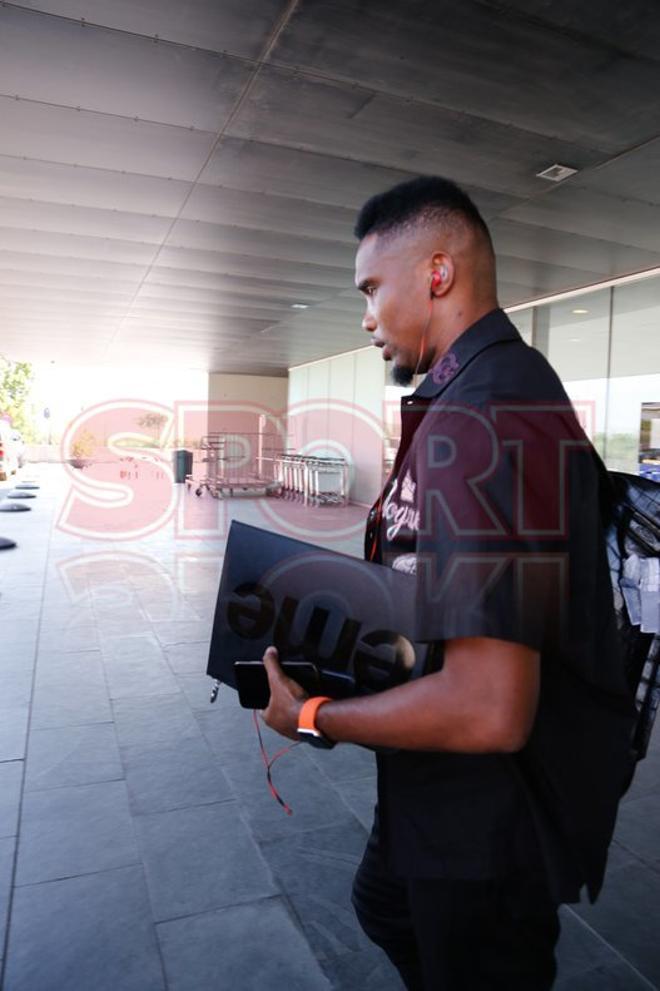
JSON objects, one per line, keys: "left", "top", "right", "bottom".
{"left": 0, "top": 465, "right": 658, "bottom": 990}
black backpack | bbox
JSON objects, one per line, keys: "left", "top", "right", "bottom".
{"left": 600, "top": 468, "right": 660, "bottom": 761}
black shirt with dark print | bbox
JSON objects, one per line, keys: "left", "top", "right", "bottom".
{"left": 364, "top": 308, "right": 637, "bottom": 905}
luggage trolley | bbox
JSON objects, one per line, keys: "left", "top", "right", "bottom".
{"left": 274, "top": 453, "right": 310, "bottom": 502}
{"left": 187, "top": 429, "right": 283, "bottom": 499}
{"left": 273, "top": 453, "right": 349, "bottom": 505}
{"left": 186, "top": 434, "right": 225, "bottom": 498}
{"left": 307, "top": 455, "right": 349, "bottom": 506}
{"left": 215, "top": 430, "right": 283, "bottom": 498}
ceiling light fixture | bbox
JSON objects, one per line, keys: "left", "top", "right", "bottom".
{"left": 572, "top": 308, "right": 589, "bottom": 314}
{"left": 536, "top": 163, "right": 578, "bottom": 182}
{"left": 291, "top": 303, "right": 309, "bottom": 309}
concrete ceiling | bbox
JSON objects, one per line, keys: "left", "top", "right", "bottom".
{"left": 0, "top": 0, "right": 659, "bottom": 375}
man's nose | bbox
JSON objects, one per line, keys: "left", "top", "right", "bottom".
{"left": 362, "top": 311, "right": 376, "bottom": 333}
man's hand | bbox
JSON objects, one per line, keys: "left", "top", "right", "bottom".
{"left": 261, "top": 637, "right": 539, "bottom": 753}
{"left": 261, "top": 646, "right": 309, "bottom": 740}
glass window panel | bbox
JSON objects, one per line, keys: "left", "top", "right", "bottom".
{"left": 533, "top": 289, "right": 611, "bottom": 454}
{"left": 607, "top": 278, "right": 660, "bottom": 473}
{"left": 508, "top": 307, "right": 533, "bottom": 344}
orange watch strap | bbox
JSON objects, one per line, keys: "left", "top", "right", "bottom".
{"left": 298, "top": 696, "right": 332, "bottom": 733}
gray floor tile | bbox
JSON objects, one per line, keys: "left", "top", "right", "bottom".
{"left": 305, "top": 740, "right": 377, "bottom": 782}
{"left": 34, "top": 648, "right": 105, "bottom": 686}
{"left": 620, "top": 747, "right": 660, "bottom": 805}
{"left": 25, "top": 723, "right": 123, "bottom": 791}
{"left": 183, "top": 595, "right": 215, "bottom": 620}
{"left": 176, "top": 673, "right": 217, "bottom": 711}
{"left": 163, "top": 641, "right": 210, "bottom": 675}
{"left": 196, "top": 693, "right": 275, "bottom": 766}
{"left": 134, "top": 802, "right": 277, "bottom": 922}
{"left": 140, "top": 598, "right": 200, "bottom": 622}
{"left": 38, "top": 624, "right": 99, "bottom": 653}
{"left": 16, "top": 780, "right": 139, "bottom": 885}
{"left": 3, "top": 865, "right": 165, "bottom": 991}
{"left": 127, "top": 576, "right": 176, "bottom": 595}
{"left": 0, "top": 643, "right": 37, "bottom": 672}
{"left": 152, "top": 619, "right": 212, "bottom": 647}
{"left": 0, "top": 586, "right": 42, "bottom": 608}
{"left": 103, "top": 653, "right": 180, "bottom": 701}
{"left": 113, "top": 695, "right": 202, "bottom": 754}
{"left": 201, "top": 685, "right": 329, "bottom": 753}
{"left": 124, "top": 737, "right": 233, "bottom": 815}
{"left": 334, "top": 776, "right": 378, "bottom": 832}
{"left": 260, "top": 820, "right": 384, "bottom": 978}
{"left": 30, "top": 678, "right": 112, "bottom": 730}
{"left": 85, "top": 563, "right": 133, "bottom": 585}
{"left": 614, "top": 792, "right": 660, "bottom": 864}
{"left": 0, "top": 835, "right": 15, "bottom": 965}
{"left": 555, "top": 907, "right": 624, "bottom": 981}
{"left": 0, "top": 627, "right": 40, "bottom": 652}
{"left": 554, "top": 961, "right": 658, "bottom": 990}
{"left": 89, "top": 576, "right": 143, "bottom": 599}
{"left": 604, "top": 839, "right": 644, "bottom": 873}
{"left": 157, "top": 897, "right": 331, "bottom": 991}
{"left": 31, "top": 649, "right": 112, "bottom": 729}
{"left": 0, "top": 707, "right": 29, "bottom": 762}
{"left": 95, "top": 612, "right": 153, "bottom": 638}
{"left": 100, "top": 632, "right": 166, "bottom": 664}
{"left": 222, "top": 746, "right": 360, "bottom": 842}
{"left": 197, "top": 697, "right": 365, "bottom": 836}
{"left": 39, "top": 605, "right": 97, "bottom": 630}
{"left": 574, "top": 860, "right": 660, "bottom": 986}
{"left": 0, "top": 762, "right": 23, "bottom": 838}
{"left": 325, "top": 948, "right": 406, "bottom": 991}
{"left": 0, "top": 669, "right": 32, "bottom": 707}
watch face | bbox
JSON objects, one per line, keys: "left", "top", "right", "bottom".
{"left": 297, "top": 729, "right": 335, "bottom": 750}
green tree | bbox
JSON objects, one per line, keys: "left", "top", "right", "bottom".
{"left": 0, "top": 357, "right": 35, "bottom": 441}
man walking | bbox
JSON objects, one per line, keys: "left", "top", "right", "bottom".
{"left": 262, "top": 176, "right": 636, "bottom": 989}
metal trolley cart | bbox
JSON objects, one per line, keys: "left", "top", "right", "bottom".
{"left": 187, "top": 434, "right": 223, "bottom": 498}
{"left": 187, "top": 431, "right": 283, "bottom": 499}
{"left": 307, "top": 455, "right": 349, "bottom": 506}
{"left": 274, "top": 453, "right": 349, "bottom": 506}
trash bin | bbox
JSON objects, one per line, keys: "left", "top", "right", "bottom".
{"left": 173, "top": 449, "right": 193, "bottom": 483}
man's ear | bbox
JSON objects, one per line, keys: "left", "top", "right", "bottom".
{"left": 430, "top": 254, "right": 454, "bottom": 296}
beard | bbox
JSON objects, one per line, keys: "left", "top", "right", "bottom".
{"left": 390, "top": 362, "right": 415, "bottom": 386}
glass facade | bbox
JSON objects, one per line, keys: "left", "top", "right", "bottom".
{"left": 509, "top": 272, "right": 660, "bottom": 477}
{"left": 300, "top": 271, "right": 660, "bottom": 499}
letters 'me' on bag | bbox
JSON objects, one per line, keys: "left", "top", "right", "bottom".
{"left": 207, "top": 522, "right": 439, "bottom": 697}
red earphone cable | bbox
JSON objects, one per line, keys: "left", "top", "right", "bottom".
{"left": 252, "top": 709, "right": 300, "bottom": 815}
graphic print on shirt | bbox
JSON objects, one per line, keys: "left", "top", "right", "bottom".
{"left": 400, "top": 470, "right": 416, "bottom": 504}
{"left": 391, "top": 553, "right": 417, "bottom": 574}
{"left": 382, "top": 473, "right": 421, "bottom": 542}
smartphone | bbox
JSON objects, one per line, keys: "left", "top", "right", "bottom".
{"left": 234, "top": 660, "right": 320, "bottom": 709}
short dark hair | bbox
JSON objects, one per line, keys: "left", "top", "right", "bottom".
{"left": 354, "top": 175, "right": 492, "bottom": 247}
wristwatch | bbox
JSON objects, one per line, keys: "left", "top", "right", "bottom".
{"left": 297, "top": 696, "right": 335, "bottom": 749}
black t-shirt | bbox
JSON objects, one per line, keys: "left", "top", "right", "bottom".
{"left": 364, "top": 308, "right": 637, "bottom": 904}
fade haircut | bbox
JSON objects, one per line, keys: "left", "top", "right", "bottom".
{"left": 354, "top": 175, "right": 493, "bottom": 251}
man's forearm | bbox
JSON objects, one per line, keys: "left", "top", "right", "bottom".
{"left": 316, "top": 667, "right": 513, "bottom": 753}
{"left": 262, "top": 637, "right": 539, "bottom": 753}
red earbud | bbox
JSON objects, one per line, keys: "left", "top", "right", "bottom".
{"left": 430, "top": 266, "right": 449, "bottom": 294}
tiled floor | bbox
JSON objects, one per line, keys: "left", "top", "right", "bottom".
{"left": 1, "top": 464, "right": 659, "bottom": 990}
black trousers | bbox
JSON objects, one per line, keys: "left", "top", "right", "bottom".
{"left": 352, "top": 826, "right": 560, "bottom": 991}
